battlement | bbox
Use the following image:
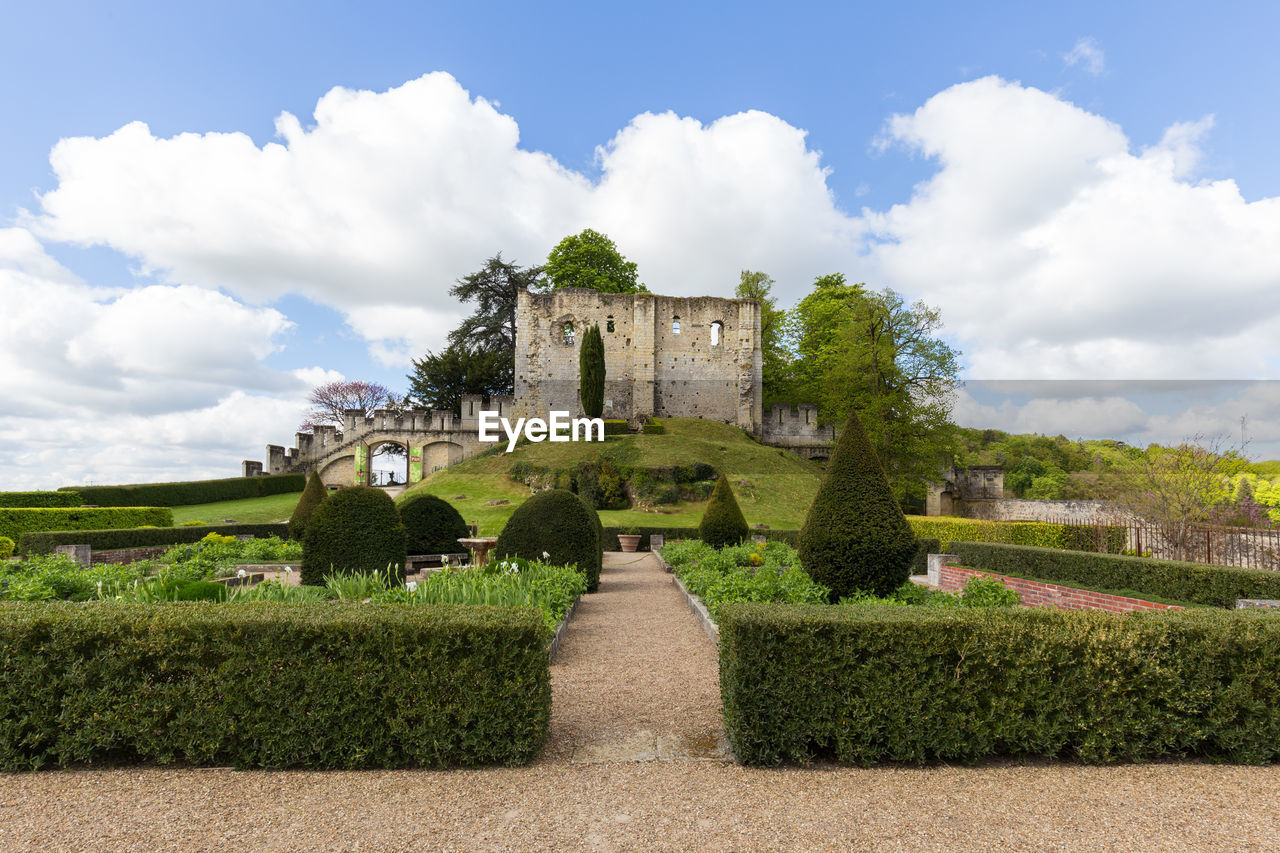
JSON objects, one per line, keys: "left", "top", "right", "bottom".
{"left": 759, "top": 404, "right": 837, "bottom": 458}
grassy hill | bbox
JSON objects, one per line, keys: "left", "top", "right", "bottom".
{"left": 170, "top": 492, "right": 301, "bottom": 525}
{"left": 400, "top": 418, "right": 825, "bottom": 535}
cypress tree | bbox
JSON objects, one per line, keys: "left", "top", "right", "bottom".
{"left": 798, "top": 406, "right": 916, "bottom": 600}
{"left": 288, "top": 470, "right": 328, "bottom": 540}
{"left": 579, "top": 323, "right": 605, "bottom": 419}
{"left": 699, "top": 473, "right": 749, "bottom": 548}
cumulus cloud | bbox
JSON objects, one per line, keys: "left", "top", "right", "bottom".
{"left": 1063, "top": 37, "right": 1106, "bottom": 75}
{"left": 0, "top": 228, "right": 324, "bottom": 488}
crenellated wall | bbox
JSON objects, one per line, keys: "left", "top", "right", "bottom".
{"left": 760, "top": 404, "right": 837, "bottom": 460}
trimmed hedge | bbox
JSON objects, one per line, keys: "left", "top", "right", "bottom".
{"left": 494, "top": 489, "right": 601, "bottom": 592}
{"left": 908, "top": 516, "right": 1127, "bottom": 554}
{"left": 399, "top": 492, "right": 469, "bottom": 554}
{"left": 18, "top": 523, "right": 290, "bottom": 556}
{"left": 699, "top": 474, "right": 749, "bottom": 548}
{"left": 60, "top": 473, "right": 305, "bottom": 507}
{"left": 288, "top": 471, "right": 328, "bottom": 540}
{"left": 1, "top": 508, "right": 173, "bottom": 544}
{"left": 602, "top": 419, "right": 630, "bottom": 436}
{"left": 0, "top": 537, "right": 13, "bottom": 560}
{"left": 302, "top": 487, "right": 408, "bottom": 586}
{"left": 720, "top": 603, "right": 1280, "bottom": 766}
{"left": 913, "top": 537, "right": 942, "bottom": 575}
{"left": 0, "top": 602, "right": 550, "bottom": 770}
{"left": 0, "top": 492, "right": 82, "bottom": 508}
{"left": 948, "top": 541, "right": 1280, "bottom": 609}
{"left": 641, "top": 422, "right": 666, "bottom": 435}
{"left": 600, "top": 526, "right": 800, "bottom": 551}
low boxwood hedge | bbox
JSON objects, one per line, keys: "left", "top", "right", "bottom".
{"left": 720, "top": 603, "right": 1280, "bottom": 766}
{"left": 1, "top": 508, "right": 173, "bottom": 544}
{"left": 908, "top": 516, "right": 1127, "bottom": 553}
{"left": 948, "top": 541, "right": 1280, "bottom": 608}
{"left": 0, "top": 491, "right": 83, "bottom": 508}
{"left": 0, "top": 602, "right": 550, "bottom": 770}
{"left": 600, "top": 527, "right": 801, "bottom": 551}
{"left": 18, "top": 523, "right": 290, "bottom": 556}
{"left": 60, "top": 473, "right": 304, "bottom": 507}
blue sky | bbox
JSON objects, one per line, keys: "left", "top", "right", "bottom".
{"left": 3, "top": 1, "right": 1279, "bottom": 487}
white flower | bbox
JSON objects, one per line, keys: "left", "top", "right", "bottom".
{"left": 284, "top": 566, "right": 292, "bottom": 574}
{"left": 406, "top": 581, "right": 418, "bottom": 592}
{"left": 542, "top": 551, "right": 550, "bottom": 559}
{"left": 237, "top": 569, "right": 247, "bottom": 579}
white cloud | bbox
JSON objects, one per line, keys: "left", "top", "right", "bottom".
{"left": 1063, "top": 37, "right": 1106, "bottom": 75}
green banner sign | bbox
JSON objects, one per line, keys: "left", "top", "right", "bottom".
{"left": 409, "top": 446, "right": 423, "bottom": 483}
{"left": 354, "top": 445, "right": 367, "bottom": 486}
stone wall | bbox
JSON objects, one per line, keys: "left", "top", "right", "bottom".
{"left": 760, "top": 404, "right": 837, "bottom": 460}
{"left": 514, "top": 288, "right": 762, "bottom": 435}
{"left": 953, "top": 498, "right": 1116, "bottom": 524}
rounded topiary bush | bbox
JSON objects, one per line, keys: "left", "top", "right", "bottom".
{"left": 699, "top": 473, "right": 749, "bottom": 548}
{"left": 578, "top": 493, "right": 604, "bottom": 584}
{"left": 495, "top": 489, "right": 601, "bottom": 592}
{"left": 301, "top": 486, "right": 408, "bottom": 586}
{"left": 288, "top": 470, "right": 328, "bottom": 540}
{"left": 398, "top": 492, "right": 469, "bottom": 554}
{"left": 798, "top": 406, "right": 916, "bottom": 600}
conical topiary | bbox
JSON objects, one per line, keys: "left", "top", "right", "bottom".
{"left": 494, "top": 489, "right": 602, "bottom": 592}
{"left": 798, "top": 406, "right": 916, "bottom": 599}
{"left": 288, "top": 470, "right": 328, "bottom": 540}
{"left": 579, "top": 323, "right": 605, "bottom": 419}
{"left": 302, "top": 486, "right": 408, "bottom": 586}
{"left": 398, "top": 491, "right": 470, "bottom": 554}
{"left": 699, "top": 473, "right": 749, "bottom": 548}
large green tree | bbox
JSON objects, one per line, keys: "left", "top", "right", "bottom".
{"left": 578, "top": 323, "right": 605, "bottom": 418}
{"left": 735, "top": 270, "right": 793, "bottom": 406}
{"left": 407, "top": 345, "right": 511, "bottom": 413}
{"left": 545, "top": 229, "right": 647, "bottom": 293}
{"left": 786, "top": 275, "right": 961, "bottom": 506}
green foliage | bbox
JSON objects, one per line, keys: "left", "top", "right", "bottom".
{"left": 736, "top": 271, "right": 793, "bottom": 407}
{"left": 0, "top": 537, "right": 13, "bottom": 560}
{"left": 18, "top": 523, "right": 290, "bottom": 556}
{"left": 661, "top": 540, "right": 829, "bottom": 620}
{"left": 798, "top": 407, "right": 916, "bottom": 599}
{"left": 949, "top": 541, "right": 1280, "bottom": 608}
{"left": 578, "top": 323, "right": 605, "bottom": 418}
{"left": 494, "top": 489, "right": 601, "bottom": 592}
{"left": 913, "top": 537, "right": 942, "bottom": 574}
{"left": 0, "top": 554, "right": 149, "bottom": 602}
{"left": 407, "top": 344, "right": 513, "bottom": 413}
{"left": 601, "top": 419, "right": 629, "bottom": 436}
{"left": 571, "top": 459, "right": 627, "bottom": 510}
{"left": 699, "top": 474, "right": 749, "bottom": 548}
{"left": 158, "top": 534, "right": 301, "bottom": 580}
{"left": 605, "top": 526, "right": 799, "bottom": 551}
{"left": 720, "top": 603, "right": 1280, "bottom": 766}
{"left": 0, "top": 491, "right": 82, "bottom": 508}
{"left": 301, "top": 486, "right": 408, "bottom": 586}
{"left": 907, "top": 516, "right": 1127, "bottom": 554}
{"left": 0, "top": 602, "right": 550, "bottom": 769}
{"left": 544, "top": 228, "right": 645, "bottom": 293}
{"left": 840, "top": 576, "right": 1019, "bottom": 609}
{"left": 398, "top": 492, "right": 469, "bottom": 554}
{"left": 641, "top": 422, "right": 666, "bottom": 435}
{"left": 288, "top": 471, "right": 328, "bottom": 540}
{"left": 61, "top": 474, "right": 304, "bottom": 507}
{"left": 0, "top": 507, "right": 173, "bottom": 543}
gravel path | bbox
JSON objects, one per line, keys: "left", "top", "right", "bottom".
{"left": 4, "top": 552, "right": 1280, "bottom": 850}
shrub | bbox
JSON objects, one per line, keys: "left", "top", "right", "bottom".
{"left": 172, "top": 580, "right": 229, "bottom": 602}
{"left": 602, "top": 419, "right": 629, "bottom": 436}
{"left": 699, "top": 474, "right": 749, "bottom": 548}
{"left": 0, "top": 492, "right": 82, "bottom": 508}
{"left": 288, "top": 472, "right": 328, "bottom": 540}
{"left": 17, "top": 523, "right": 290, "bottom": 556}
{"left": 908, "top": 517, "right": 1126, "bottom": 554}
{"left": 798, "top": 407, "right": 916, "bottom": 599}
{"left": 61, "top": 473, "right": 304, "bottom": 507}
{"left": 913, "top": 537, "right": 942, "bottom": 575}
{"left": 302, "top": 486, "right": 408, "bottom": 586}
{"left": 642, "top": 422, "right": 666, "bottom": 435}
{"left": 494, "top": 489, "right": 600, "bottom": 592}
{"left": 399, "top": 492, "right": 469, "bottom": 554}
{"left": 0, "top": 507, "right": 173, "bottom": 543}
{"left": 0, "top": 537, "right": 13, "bottom": 560}
{"left": 662, "top": 540, "right": 829, "bottom": 620}
{"left": 579, "top": 323, "right": 605, "bottom": 418}
{"left": 0, "top": 602, "right": 549, "bottom": 769}
{"left": 720, "top": 603, "right": 1280, "bottom": 766}
{"left": 948, "top": 541, "right": 1280, "bottom": 608}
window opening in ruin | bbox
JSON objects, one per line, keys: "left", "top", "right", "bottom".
{"left": 710, "top": 321, "right": 722, "bottom": 346}
{"left": 672, "top": 316, "right": 681, "bottom": 334}
{"left": 606, "top": 316, "right": 615, "bottom": 333}
{"left": 562, "top": 322, "right": 575, "bottom": 345}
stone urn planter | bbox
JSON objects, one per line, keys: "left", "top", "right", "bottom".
{"left": 617, "top": 534, "right": 642, "bottom": 553}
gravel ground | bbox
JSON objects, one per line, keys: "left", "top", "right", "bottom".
{"left": 4, "top": 552, "right": 1280, "bottom": 851}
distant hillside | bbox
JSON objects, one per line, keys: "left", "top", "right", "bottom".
{"left": 400, "top": 418, "right": 825, "bottom": 535}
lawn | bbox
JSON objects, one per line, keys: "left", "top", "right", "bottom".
{"left": 170, "top": 491, "right": 301, "bottom": 525}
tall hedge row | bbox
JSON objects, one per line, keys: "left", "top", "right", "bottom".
{"left": 60, "top": 473, "right": 304, "bottom": 507}
{"left": 0, "top": 508, "right": 173, "bottom": 544}
{"left": 0, "top": 602, "right": 550, "bottom": 770}
{"left": 18, "top": 523, "right": 290, "bottom": 556}
{"left": 720, "top": 603, "right": 1280, "bottom": 766}
{"left": 908, "top": 516, "right": 1127, "bottom": 554}
{"left": 948, "top": 541, "right": 1280, "bottom": 608}
{"left": 0, "top": 492, "right": 83, "bottom": 508}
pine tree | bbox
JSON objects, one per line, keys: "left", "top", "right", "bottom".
{"left": 579, "top": 323, "right": 605, "bottom": 418}
{"left": 798, "top": 406, "right": 916, "bottom": 599}
{"left": 699, "top": 473, "right": 749, "bottom": 548}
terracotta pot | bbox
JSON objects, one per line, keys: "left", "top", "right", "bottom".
{"left": 617, "top": 534, "right": 642, "bottom": 553}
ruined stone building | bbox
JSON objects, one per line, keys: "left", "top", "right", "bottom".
{"left": 250, "top": 287, "right": 834, "bottom": 488}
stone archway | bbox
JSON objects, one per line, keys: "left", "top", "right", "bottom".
{"left": 369, "top": 440, "right": 410, "bottom": 487}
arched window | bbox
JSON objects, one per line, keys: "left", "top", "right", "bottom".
{"left": 562, "top": 322, "right": 575, "bottom": 345}
{"left": 710, "top": 321, "right": 723, "bottom": 346}
{"left": 672, "top": 315, "right": 681, "bottom": 334}
{"left": 606, "top": 316, "right": 615, "bottom": 333}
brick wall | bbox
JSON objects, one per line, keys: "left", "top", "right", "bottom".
{"left": 91, "top": 545, "right": 170, "bottom": 565}
{"left": 939, "top": 564, "right": 1183, "bottom": 613}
